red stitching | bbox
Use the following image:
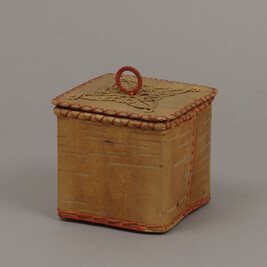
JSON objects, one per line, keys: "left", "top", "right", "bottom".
{"left": 58, "top": 195, "right": 210, "bottom": 232}
{"left": 186, "top": 117, "right": 197, "bottom": 206}
{"left": 54, "top": 99, "right": 213, "bottom": 130}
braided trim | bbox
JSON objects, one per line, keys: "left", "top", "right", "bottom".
{"left": 54, "top": 97, "right": 214, "bottom": 131}
{"left": 52, "top": 74, "right": 217, "bottom": 122}
{"left": 58, "top": 195, "right": 210, "bottom": 232}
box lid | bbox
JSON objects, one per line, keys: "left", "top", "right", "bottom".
{"left": 52, "top": 66, "right": 217, "bottom": 124}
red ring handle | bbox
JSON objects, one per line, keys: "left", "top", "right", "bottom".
{"left": 115, "top": 66, "right": 143, "bottom": 95}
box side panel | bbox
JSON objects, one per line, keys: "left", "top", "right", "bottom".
{"left": 57, "top": 116, "right": 164, "bottom": 225}
{"left": 189, "top": 104, "right": 212, "bottom": 205}
{"left": 161, "top": 120, "right": 194, "bottom": 226}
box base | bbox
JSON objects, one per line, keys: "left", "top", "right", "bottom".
{"left": 58, "top": 195, "right": 210, "bottom": 233}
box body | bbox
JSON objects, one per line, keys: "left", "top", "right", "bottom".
{"left": 52, "top": 72, "right": 217, "bottom": 232}
{"left": 55, "top": 102, "right": 212, "bottom": 232}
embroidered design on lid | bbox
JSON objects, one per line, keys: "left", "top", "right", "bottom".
{"left": 66, "top": 76, "right": 200, "bottom": 113}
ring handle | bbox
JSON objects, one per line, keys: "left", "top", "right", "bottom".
{"left": 115, "top": 66, "right": 143, "bottom": 95}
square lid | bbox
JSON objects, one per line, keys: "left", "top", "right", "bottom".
{"left": 52, "top": 66, "right": 217, "bottom": 123}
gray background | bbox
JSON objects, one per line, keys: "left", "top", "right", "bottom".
{"left": 1, "top": 0, "right": 266, "bottom": 266}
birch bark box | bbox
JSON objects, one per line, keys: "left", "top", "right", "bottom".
{"left": 51, "top": 66, "right": 218, "bottom": 233}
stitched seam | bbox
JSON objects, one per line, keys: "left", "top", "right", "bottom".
{"left": 54, "top": 98, "right": 214, "bottom": 131}
{"left": 58, "top": 195, "right": 210, "bottom": 232}
{"left": 186, "top": 117, "right": 197, "bottom": 207}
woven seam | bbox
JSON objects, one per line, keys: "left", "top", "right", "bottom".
{"left": 58, "top": 195, "right": 210, "bottom": 232}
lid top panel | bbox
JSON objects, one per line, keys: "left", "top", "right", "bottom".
{"left": 52, "top": 73, "right": 217, "bottom": 122}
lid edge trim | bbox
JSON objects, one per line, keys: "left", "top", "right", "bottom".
{"left": 54, "top": 96, "right": 215, "bottom": 131}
